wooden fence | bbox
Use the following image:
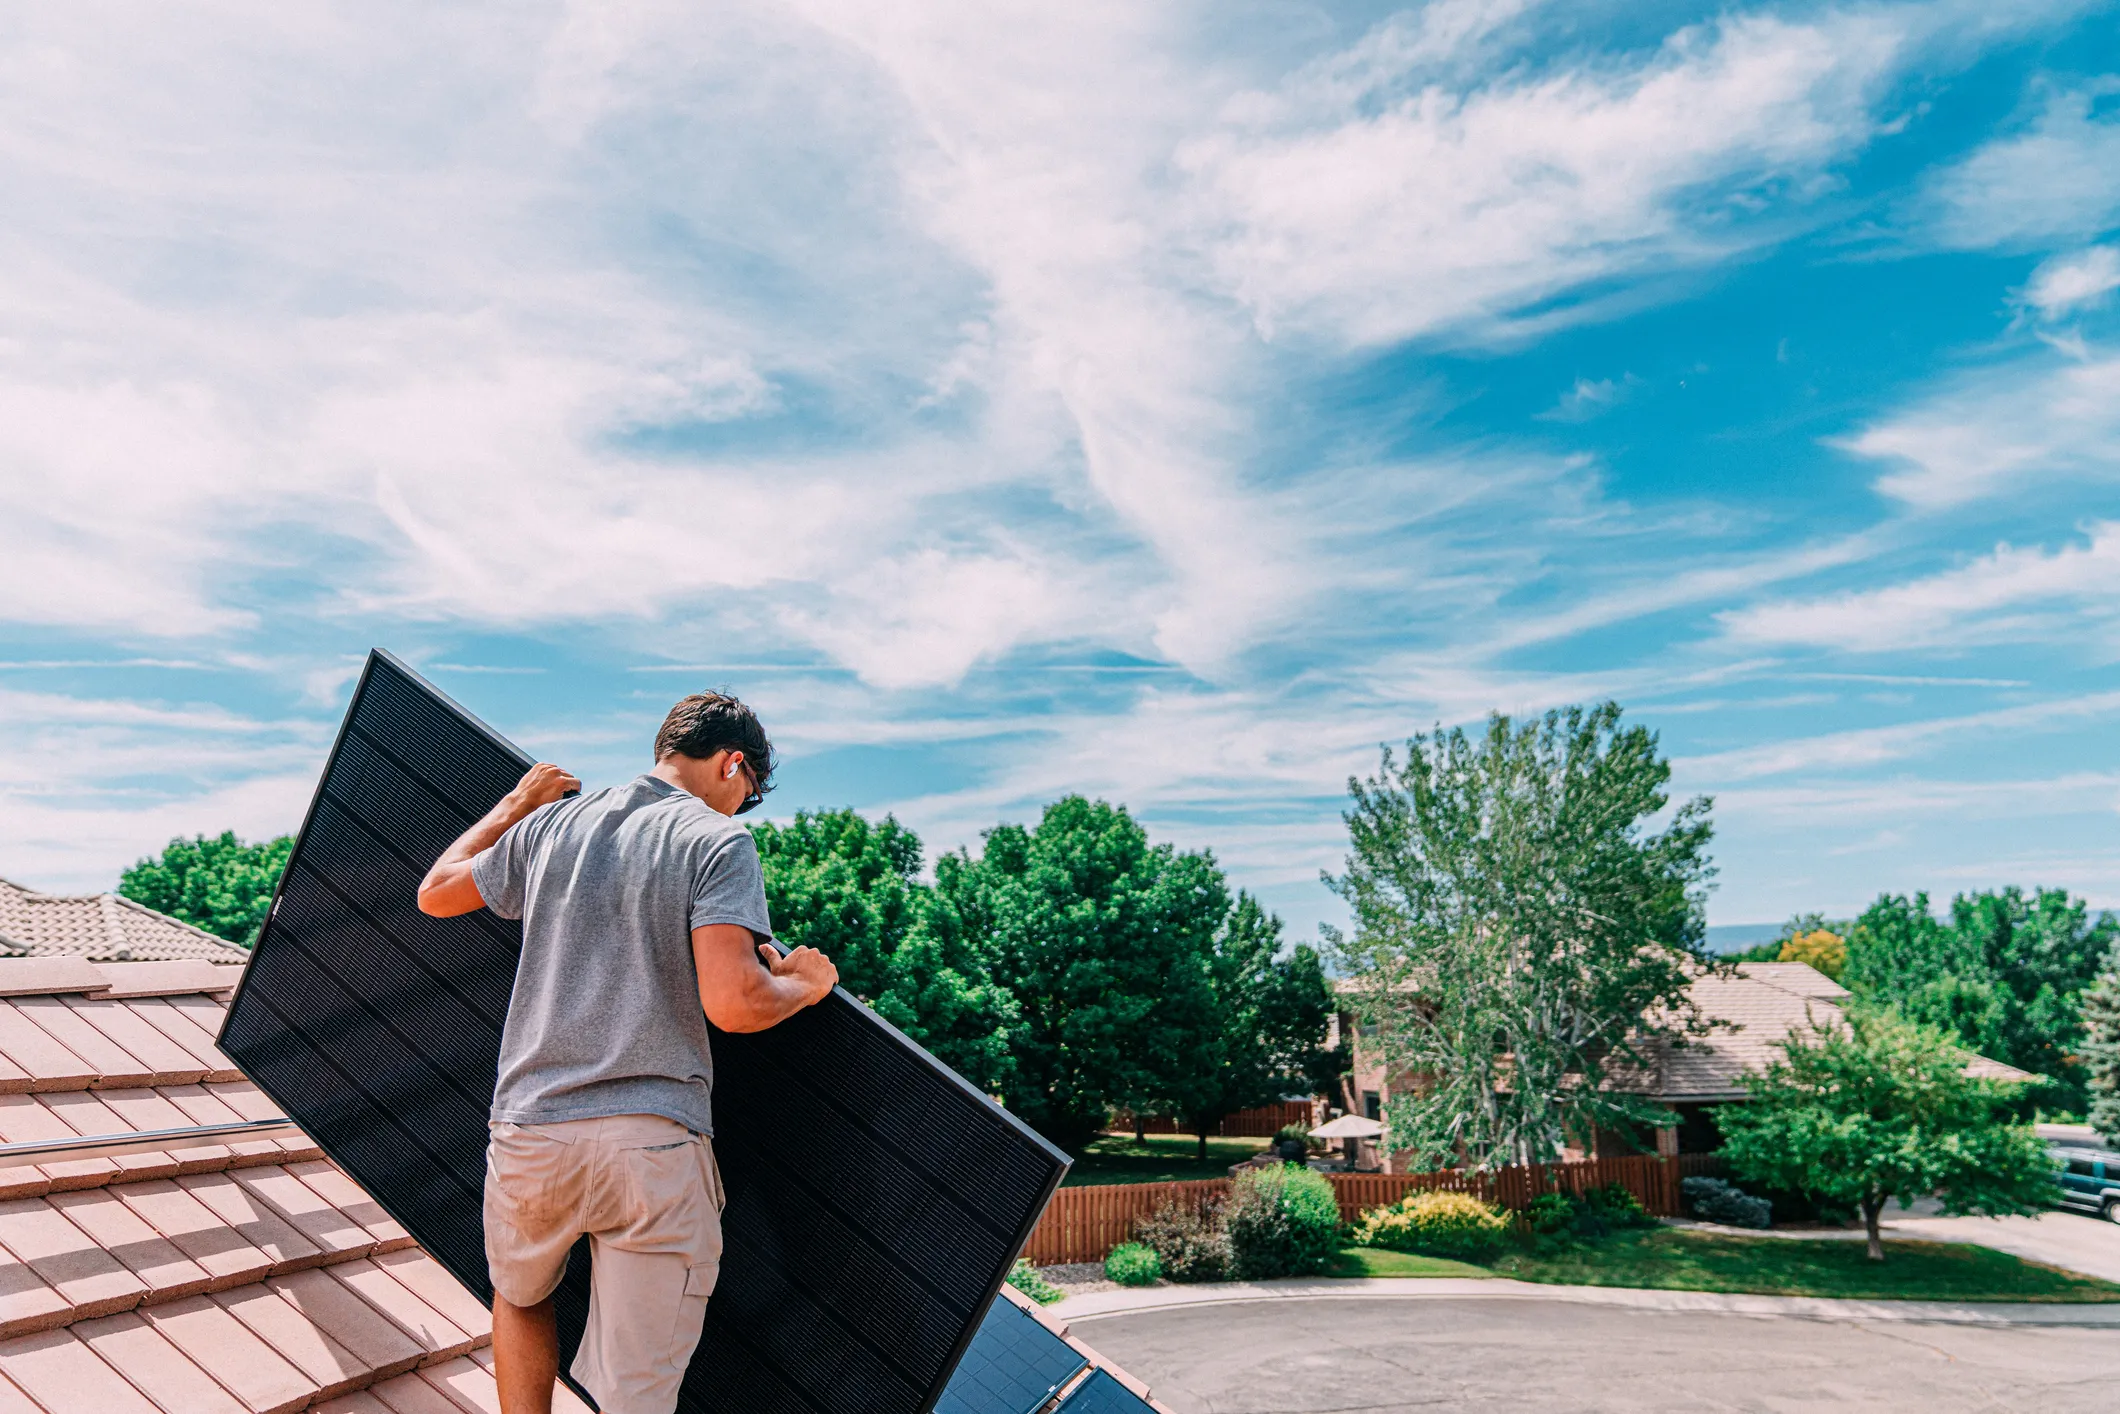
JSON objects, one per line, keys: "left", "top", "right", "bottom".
{"left": 1112, "top": 1100, "right": 1319, "bottom": 1138}
{"left": 1020, "top": 1153, "right": 1727, "bottom": 1265}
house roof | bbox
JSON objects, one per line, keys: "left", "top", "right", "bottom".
{"left": 0, "top": 955, "right": 588, "bottom": 1413}
{"left": 0, "top": 881, "right": 248, "bottom": 965}
{"left": 1621, "top": 962, "right": 2037, "bottom": 1101}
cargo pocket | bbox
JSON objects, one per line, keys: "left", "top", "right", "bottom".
{"left": 665, "top": 1262, "right": 716, "bottom": 1375}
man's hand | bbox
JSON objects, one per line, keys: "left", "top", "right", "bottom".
{"left": 760, "top": 943, "right": 838, "bottom": 1006}
{"left": 417, "top": 762, "right": 577, "bottom": 917}
{"left": 508, "top": 762, "right": 579, "bottom": 813}
{"left": 695, "top": 927, "right": 837, "bottom": 1032}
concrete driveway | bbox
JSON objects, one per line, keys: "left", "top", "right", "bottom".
{"left": 1877, "top": 1205, "right": 2120, "bottom": 1285}
{"left": 1077, "top": 1294, "right": 2119, "bottom": 1412}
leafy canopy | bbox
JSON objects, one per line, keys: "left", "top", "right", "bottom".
{"left": 119, "top": 831, "right": 292, "bottom": 946}
{"left": 1162, "top": 894, "right": 1336, "bottom": 1159}
{"left": 1329, "top": 702, "right": 1715, "bottom": 1170}
{"left": 1720, "top": 1007, "right": 2053, "bottom": 1260}
{"left": 750, "top": 809, "right": 1015, "bottom": 1095}
{"left": 2081, "top": 944, "right": 2120, "bottom": 1147}
{"left": 1844, "top": 888, "right": 2116, "bottom": 1113}
{"left": 934, "top": 796, "right": 1226, "bottom": 1152}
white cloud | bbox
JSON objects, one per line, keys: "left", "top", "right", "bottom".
{"left": 1924, "top": 78, "right": 2120, "bottom": 250}
{"left": 2018, "top": 244, "right": 2120, "bottom": 320}
{"left": 1840, "top": 352, "right": 2120, "bottom": 508}
{"left": 1181, "top": 10, "right": 1903, "bottom": 348}
{"left": 1538, "top": 375, "right": 1636, "bottom": 423}
{"left": 1722, "top": 522, "right": 2120, "bottom": 651}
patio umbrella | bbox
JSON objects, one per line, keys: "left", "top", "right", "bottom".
{"left": 1309, "top": 1114, "right": 1385, "bottom": 1140}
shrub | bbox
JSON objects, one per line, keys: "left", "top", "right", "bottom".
{"left": 1520, "top": 1191, "right": 1578, "bottom": 1238}
{"left": 1682, "top": 1176, "right": 1772, "bottom": 1229}
{"left": 1134, "top": 1201, "right": 1230, "bottom": 1283}
{"left": 1273, "top": 1123, "right": 1317, "bottom": 1151}
{"left": 1226, "top": 1165, "right": 1343, "bottom": 1279}
{"left": 1351, "top": 1190, "right": 1511, "bottom": 1260}
{"left": 1580, "top": 1183, "right": 1654, "bottom": 1229}
{"left": 1006, "top": 1258, "right": 1065, "bottom": 1305}
{"left": 1103, "top": 1242, "right": 1162, "bottom": 1287}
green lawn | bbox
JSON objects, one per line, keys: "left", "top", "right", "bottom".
{"left": 1327, "top": 1248, "right": 1495, "bottom": 1279}
{"left": 1474, "top": 1228, "right": 2120, "bottom": 1303}
{"left": 1060, "top": 1132, "right": 1271, "bottom": 1187}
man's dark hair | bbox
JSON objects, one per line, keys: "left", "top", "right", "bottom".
{"left": 654, "top": 692, "right": 775, "bottom": 794}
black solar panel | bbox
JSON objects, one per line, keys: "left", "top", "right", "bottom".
{"left": 1055, "top": 1369, "right": 1157, "bottom": 1414}
{"left": 220, "top": 650, "right": 1070, "bottom": 1413}
{"left": 932, "top": 1297, "right": 1088, "bottom": 1414}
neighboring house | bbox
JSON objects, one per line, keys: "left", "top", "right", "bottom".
{"left": 1332, "top": 962, "right": 2035, "bottom": 1169}
{"left": 0, "top": 879, "right": 247, "bottom": 963}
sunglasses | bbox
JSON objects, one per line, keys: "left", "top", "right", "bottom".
{"left": 732, "top": 756, "right": 765, "bottom": 815}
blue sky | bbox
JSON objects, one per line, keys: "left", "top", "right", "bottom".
{"left": 5, "top": 0, "right": 2120, "bottom": 943}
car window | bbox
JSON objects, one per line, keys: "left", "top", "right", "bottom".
{"left": 2065, "top": 1158, "right": 2095, "bottom": 1176}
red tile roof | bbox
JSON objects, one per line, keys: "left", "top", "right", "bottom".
{"left": 0, "top": 959, "right": 587, "bottom": 1413}
{"left": 0, "top": 882, "right": 248, "bottom": 965}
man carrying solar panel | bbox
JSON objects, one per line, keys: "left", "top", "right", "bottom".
{"left": 416, "top": 692, "right": 839, "bottom": 1414}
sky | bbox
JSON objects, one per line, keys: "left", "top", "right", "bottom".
{"left": 4, "top": 0, "right": 2120, "bottom": 943}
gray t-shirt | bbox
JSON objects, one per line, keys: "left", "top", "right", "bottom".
{"left": 471, "top": 773, "right": 772, "bottom": 1134}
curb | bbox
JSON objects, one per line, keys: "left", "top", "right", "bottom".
{"left": 1054, "top": 1277, "right": 2120, "bottom": 1328}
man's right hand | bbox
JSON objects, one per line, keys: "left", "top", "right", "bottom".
{"left": 508, "top": 762, "right": 579, "bottom": 813}
{"left": 417, "top": 761, "right": 578, "bottom": 918}
{"left": 761, "top": 943, "right": 838, "bottom": 1006}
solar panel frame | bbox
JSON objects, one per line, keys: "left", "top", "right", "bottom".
{"left": 218, "top": 649, "right": 1071, "bottom": 1413}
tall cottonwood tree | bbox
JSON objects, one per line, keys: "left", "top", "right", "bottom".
{"left": 1328, "top": 703, "right": 1715, "bottom": 1170}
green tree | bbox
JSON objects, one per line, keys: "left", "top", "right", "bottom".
{"left": 1845, "top": 888, "right": 2116, "bottom": 1112}
{"left": 1164, "top": 894, "right": 1335, "bottom": 1162}
{"left": 751, "top": 810, "right": 1015, "bottom": 1094}
{"left": 936, "top": 797, "right": 1224, "bottom": 1152}
{"left": 1720, "top": 1007, "right": 2054, "bottom": 1260}
{"left": 1328, "top": 702, "right": 1715, "bottom": 1170}
{"left": 119, "top": 832, "right": 292, "bottom": 946}
{"left": 2081, "top": 944, "right": 2120, "bottom": 1146}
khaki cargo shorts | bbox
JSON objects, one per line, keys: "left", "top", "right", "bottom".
{"left": 484, "top": 1114, "right": 725, "bottom": 1414}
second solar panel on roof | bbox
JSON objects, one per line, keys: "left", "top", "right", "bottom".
{"left": 221, "top": 650, "right": 1070, "bottom": 1412}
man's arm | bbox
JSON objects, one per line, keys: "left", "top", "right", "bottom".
{"left": 416, "top": 763, "right": 579, "bottom": 918}
{"left": 694, "top": 926, "right": 838, "bottom": 1033}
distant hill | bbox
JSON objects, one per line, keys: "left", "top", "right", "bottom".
{"left": 1705, "top": 923, "right": 1783, "bottom": 955}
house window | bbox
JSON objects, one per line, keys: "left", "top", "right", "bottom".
{"left": 1362, "top": 1091, "right": 1381, "bottom": 1120}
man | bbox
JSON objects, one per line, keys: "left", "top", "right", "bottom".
{"left": 417, "top": 692, "right": 838, "bottom": 1414}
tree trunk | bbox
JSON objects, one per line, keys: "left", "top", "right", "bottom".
{"left": 1197, "top": 1128, "right": 1208, "bottom": 1163}
{"left": 1861, "top": 1194, "right": 1885, "bottom": 1262}
{"left": 1134, "top": 1116, "right": 1145, "bottom": 1144}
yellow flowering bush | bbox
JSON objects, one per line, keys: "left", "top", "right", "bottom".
{"left": 1351, "top": 1189, "right": 1512, "bottom": 1259}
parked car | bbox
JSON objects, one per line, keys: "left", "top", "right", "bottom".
{"left": 2051, "top": 1145, "right": 2120, "bottom": 1221}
